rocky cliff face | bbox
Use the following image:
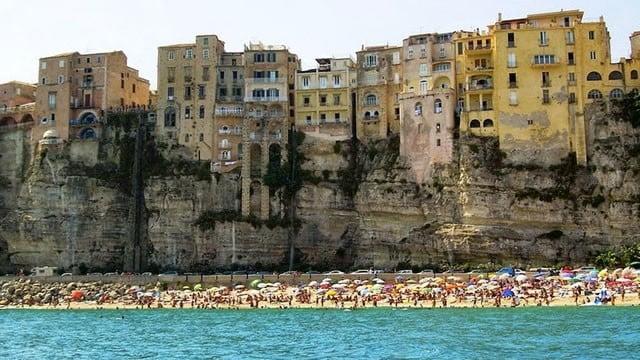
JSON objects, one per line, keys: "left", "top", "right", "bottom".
{"left": 1, "top": 110, "right": 639, "bottom": 273}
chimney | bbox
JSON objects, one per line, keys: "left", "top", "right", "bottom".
{"left": 498, "top": 12, "right": 502, "bottom": 22}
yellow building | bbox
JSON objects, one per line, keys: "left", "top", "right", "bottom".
{"left": 156, "top": 35, "right": 225, "bottom": 160}
{"left": 34, "top": 51, "right": 150, "bottom": 144}
{"left": 241, "top": 43, "right": 299, "bottom": 219}
{"left": 355, "top": 45, "right": 402, "bottom": 139}
{"left": 295, "top": 57, "right": 356, "bottom": 139}
{"left": 456, "top": 10, "right": 640, "bottom": 166}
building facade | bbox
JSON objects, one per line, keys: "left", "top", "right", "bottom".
{"left": 0, "top": 81, "right": 36, "bottom": 129}
{"left": 295, "top": 57, "right": 356, "bottom": 139}
{"left": 34, "top": 51, "right": 150, "bottom": 143}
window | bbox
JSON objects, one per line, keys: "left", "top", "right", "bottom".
{"left": 333, "top": 75, "right": 341, "bottom": 87}
{"left": 199, "top": 105, "right": 205, "bottom": 119}
{"left": 320, "top": 113, "right": 326, "bottom": 123}
{"left": 132, "top": 84, "right": 136, "bottom": 93}
{"left": 457, "top": 43, "right": 463, "bottom": 55}
{"left": 568, "top": 52, "right": 575, "bottom": 65}
{"left": 232, "top": 87, "right": 242, "bottom": 97}
{"left": 184, "top": 66, "right": 193, "bottom": 82}
{"left": 266, "top": 53, "right": 276, "bottom": 62}
{"left": 542, "top": 72, "right": 550, "bottom": 87}
{"left": 507, "top": 53, "right": 516, "bottom": 68}
{"left": 419, "top": 63, "right": 428, "bottom": 76}
{"left": 470, "top": 119, "right": 481, "bottom": 128}
{"left": 436, "top": 123, "right": 441, "bottom": 133}
{"left": 164, "top": 107, "right": 176, "bottom": 127}
{"left": 334, "top": 113, "right": 340, "bottom": 122}
{"left": 41, "top": 61, "right": 47, "bottom": 70}
{"left": 58, "top": 60, "right": 65, "bottom": 68}
{"left": 303, "top": 96, "right": 310, "bottom": 106}
{"left": 433, "top": 63, "right": 450, "bottom": 72}
{"left": 419, "top": 80, "right": 428, "bottom": 94}
{"left": 610, "top": 88, "right": 624, "bottom": 99}
{"left": 185, "top": 134, "right": 190, "bottom": 143}
{"left": 198, "top": 85, "right": 205, "bottom": 99}
{"left": 254, "top": 53, "right": 265, "bottom": 62}
{"left": 568, "top": 72, "right": 576, "bottom": 83}
{"left": 436, "top": 139, "right": 441, "bottom": 147}
{"left": 527, "top": 119, "right": 534, "bottom": 125}
{"left": 434, "top": 99, "right": 442, "bottom": 113}
{"left": 590, "top": 51, "right": 597, "bottom": 60}
{"left": 609, "top": 71, "right": 623, "bottom": 80}
{"left": 539, "top": 31, "right": 548, "bottom": 46}
{"left": 588, "top": 31, "right": 595, "bottom": 40}
{"left": 587, "top": 89, "right": 603, "bottom": 99}
{"left": 509, "top": 73, "right": 517, "bottom": 88}
{"left": 365, "top": 94, "right": 377, "bottom": 105}
{"left": 168, "top": 50, "right": 175, "bottom": 61}
{"left": 414, "top": 102, "right": 422, "bottom": 115}
{"left": 57, "top": 75, "right": 64, "bottom": 84}
{"left": 301, "top": 77, "right": 310, "bottom": 89}
{"left": 184, "top": 86, "right": 192, "bottom": 99}
{"left": 333, "top": 94, "right": 340, "bottom": 105}
{"left": 586, "top": 72, "right": 602, "bottom": 81}
{"left": 421, "top": 46, "right": 427, "bottom": 58}
{"left": 542, "top": 90, "right": 550, "bottom": 104}
{"left": 483, "top": 119, "right": 494, "bottom": 128}
{"left": 219, "top": 71, "right": 225, "bottom": 82}
{"left": 320, "top": 95, "right": 327, "bottom": 105}
{"left": 185, "top": 106, "right": 191, "bottom": 119}
{"left": 319, "top": 77, "right": 327, "bottom": 88}
{"left": 86, "top": 57, "right": 90, "bottom": 63}
{"left": 185, "top": 49, "right": 193, "bottom": 59}
{"left": 533, "top": 55, "right": 556, "bottom": 65}
{"left": 203, "top": 49, "right": 209, "bottom": 59}
{"left": 632, "top": 70, "right": 639, "bottom": 79}
{"left": 392, "top": 52, "right": 400, "bottom": 64}
{"left": 408, "top": 47, "right": 414, "bottom": 59}
{"left": 202, "top": 66, "right": 210, "bottom": 81}
{"left": 509, "top": 90, "right": 518, "bottom": 105}
{"left": 167, "top": 87, "right": 174, "bottom": 98}
{"left": 203, "top": 37, "right": 209, "bottom": 45}
{"left": 364, "top": 54, "right": 377, "bottom": 67}
{"left": 439, "top": 47, "right": 445, "bottom": 58}
{"left": 305, "top": 116, "right": 312, "bottom": 125}
{"left": 167, "top": 67, "right": 175, "bottom": 82}
{"left": 266, "top": 88, "right": 279, "bottom": 98}
{"left": 566, "top": 31, "right": 575, "bottom": 44}
{"left": 48, "top": 92, "right": 56, "bottom": 109}
{"left": 569, "top": 92, "right": 576, "bottom": 104}
{"left": 218, "top": 88, "right": 227, "bottom": 97}
{"left": 507, "top": 33, "right": 515, "bottom": 47}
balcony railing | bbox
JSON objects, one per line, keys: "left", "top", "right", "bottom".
{"left": 0, "top": 103, "right": 35, "bottom": 113}
{"left": 218, "top": 128, "right": 243, "bottom": 135}
{"left": 248, "top": 132, "right": 282, "bottom": 141}
{"left": 467, "top": 106, "right": 493, "bottom": 111}
{"left": 542, "top": 81, "right": 552, "bottom": 88}
{"left": 362, "top": 116, "right": 379, "bottom": 122}
{"left": 245, "top": 77, "right": 285, "bottom": 84}
{"left": 467, "top": 84, "right": 493, "bottom": 91}
{"left": 215, "top": 108, "right": 244, "bottom": 116}
{"left": 218, "top": 142, "right": 231, "bottom": 149}
{"left": 247, "top": 111, "right": 284, "bottom": 118}
{"left": 244, "top": 96, "right": 288, "bottom": 102}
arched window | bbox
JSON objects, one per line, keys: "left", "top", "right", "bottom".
{"left": 587, "top": 89, "right": 603, "bottom": 99}
{"left": 79, "top": 113, "right": 96, "bottom": 124}
{"left": 220, "top": 125, "right": 230, "bottom": 134}
{"left": 610, "top": 88, "right": 624, "bottom": 99}
{"left": 414, "top": 102, "right": 422, "bottom": 115}
{"left": 164, "top": 107, "right": 176, "bottom": 127}
{"left": 608, "top": 71, "right": 623, "bottom": 80}
{"left": 469, "top": 119, "right": 481, "bottom": 128}
{"left": 586, "top": 71, "right": 602, "bottom": 81}
{"left": 373, "top": 111, "right": 379, "bottom": 118}
{"left": 631, "top": 70, "right": 639, "bottom": 80}
{"left": 434, "top": 99, "right": 443, "bottom": 113}
{"left": 483, "top": 119, "right": 494, "bottom": 128}
{"left": 364, "top": 111, "right": 371, "bottom": 120}
{"left": 365, "top": 94, "right": 377, "bottom": 105}
{"left": 221, "top": 138, "right": 229, "bottom": 148}
{"left": 79, "top": 128, "right": 97, "bottom": 139}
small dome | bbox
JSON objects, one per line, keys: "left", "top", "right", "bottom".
{"left": 42, "top": 129, "right": 60, "bottom": 139}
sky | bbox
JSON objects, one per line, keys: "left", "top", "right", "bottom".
{"left": 3, "top": 0, "right": 639, "bottom": 89}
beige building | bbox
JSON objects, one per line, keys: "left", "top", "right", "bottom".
{"left": 156, "top": 35, "right": 225, "bottom": 160}
{"left": 34, "top": 51, "right": 150, "bottom": 143}
{"left": 355, "top": 45, "right": 403, "bottom": 139}
{"left": 0, "top": 81, "right": 36, "bottom": 128}
{"left": 241, "top": 43, "right": 299, "bottom": 219}
{"left": 212, "top": 52, "right": 245, "bottom": 172}
{"left": 399, "top": 32, "right": 462, "bottom": 183}
{"left": 295, "top": 57, "right": 356, "bottom": 139}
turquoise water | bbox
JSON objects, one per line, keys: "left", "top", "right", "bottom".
{"left": 1, "top": 307, "right": 639, "bottom": 359}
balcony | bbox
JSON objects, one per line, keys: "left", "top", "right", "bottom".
{"left": 215, "top": 108, "right": 244, "bottom": 116}
{"left": 247, "top": 111, "right": 284, "bottom": 119}
{"left": 468, "top": 66, "right": 494, "bottom": 74}
{"left": 184, "top": 76, "right": 193, "bottom": 83}
{"left": 244, "top": 96, "right": 288, "bottom": 102}
{"left": 466, "top": 84, "right": 493, "bottom": 92}
{"left": 245, "top": 77, "right": 285, "bottom": 84}
{"left": 218, "top": 142, "right": 231, "bottom": 149}
{"left": 466, "top": 45, "right": 493, "bottom": 55}
{"left": 198, "top": 94, "right": 206, "bottom": 100}
{"left": 467, "top": 106, "right": 493, "bottom": 112}
{"left": 248, "top": 132, "right": 283, "bottom": 141}
{"left": 362, "top": 116, "right": 379, "bottom": 122}
{"left": 508, "top": 82, "right": 518, "bottom": 88}
{"left": 184, "top": 95, "right": 192, "bottom": 101}
{"left": 542, "top": 81, "right": 552, "bottom": 88}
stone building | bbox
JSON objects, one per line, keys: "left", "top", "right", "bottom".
{"left": 355, "top": 45, "right": 403, "bottom": 139}
{"left": 0, "top": 81, "right": 36, "bottom": 129}
{"left": 295, "top": 57, "right": 356, "bottom": 139}
{"left": 33, "top": 51, "right": 150, "bottom": 144}
{"left": 240, "top": 43, "right": 299, "bottom": 219}
{"left": 399, "top": 33, "right": 463, "bottom": 183}
{"left": 156, "top": 35, "right": 225, "bottom": 160}
{"left": 455, "top": 10, "right": 640, "bottom": 166}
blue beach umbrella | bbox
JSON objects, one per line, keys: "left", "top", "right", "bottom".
{"left": 502, "top": 289, "right": 515, "bottom": 297}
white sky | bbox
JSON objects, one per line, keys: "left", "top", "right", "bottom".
{"left": 3, "top": 0, "right": 638, "bottom": 89}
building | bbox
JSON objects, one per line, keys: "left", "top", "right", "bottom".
{"left": 34, "top": 51, "right": 150, "bottom": 143}
{"left": 0, "top": 81, "right": 36, "bottom": 130}
{"left": 241, "top": 43, "right": 299, "bottom": 219}
{"left": 399, "top": 33, "right": 462, "bottom": 183}
{"left": 295, "top": 57, "right": 356, "bottom": 139}
{"left": 156, "top": 35, "right": 225, "bottom": 160}
{"left": 212, "top": 52, "right": 245, "bottom": 172}
{"left": 455, "top": 10, "right": 640, "bottom": 166}
{"left": 355, "top": 45, "right": 403, "bottom": 139}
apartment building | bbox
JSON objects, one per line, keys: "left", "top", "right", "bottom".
{"left": 241, "top": 43, "right": 299, "bottom": 219}
{"left": 34, "top": 51, "right": 150, "bottom": 143}
{"left": 455, "top": 10, "right": 640, "bottom": 165}
{"left": 355, "top": 45, "right": 403, "bottom": 139}
{"left": 295, "top": 57, "right": 356, "bottom": 138}
{"left": 399, "top": 33, "right": 462, "bottom": 183}
{"left": 156, "top": 35, "right": 225, "bottom": 160}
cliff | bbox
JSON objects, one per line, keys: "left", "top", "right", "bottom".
{"left": 1, "top": 108, "right": 639, "bottom": 273}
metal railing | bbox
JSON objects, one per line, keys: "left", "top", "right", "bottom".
{"left": 244, "top": 96, "right": 288, "bottom": 102}
{"left": 245, "top": 77, "right": 285, "bottom": 84}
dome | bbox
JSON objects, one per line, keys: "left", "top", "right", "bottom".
{"left": 42, "top": 129, "right": 60, "bottom": 139}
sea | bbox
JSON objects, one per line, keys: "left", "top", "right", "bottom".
{"left": 1, "top": 307, "right": 638, "bottom": 359}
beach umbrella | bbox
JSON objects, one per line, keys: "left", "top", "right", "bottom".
{"left": 193, "top": 283, "right": 203, "bottom": 291}
{"left": 323, "top": 278, "right": 333, "bottom": 283}
{"left": 616, "top": 278, "right": 632, "bottom": 284}
{"left": 325, "top": 289, "right": 338, "bottom": 297}
{"left": 598, "top": 269, "right": 609, "bottom": 279}
{"left": 395, "top": 276, "right": 405, "bottom": 282}
{"left": 375, "top": 279, "right": 385, "bottom": 284}
{"left": 249, "top": 279, "right": 262, "bottom": 289}
{"left": 338, "top": 279, "right": 351, "bottom": 284}
{"left": 234, "top": 284, "right": 245, "bottom": 290}
{"left": 499, "top": 273, "right": 511, "bottom": 280}
{"left": 406, "top": 279, "right": 417, "bottom": 284}
{"left": 308, "top": 281, "right": 319, "bottom": 287}
{"left": 71, "top": 290, "right": 84, "bottom": 301}
{"left": 515, "top": 274, "right": 528, "bottom": 282}
{"left": 447, "top": 276, "right": 462, "bottom": 282}
{"left": 182, "top": 286, "right": 191, "bottom": 290}
{"left": 502, "top": 289, "right": 515, "bottom": 297}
